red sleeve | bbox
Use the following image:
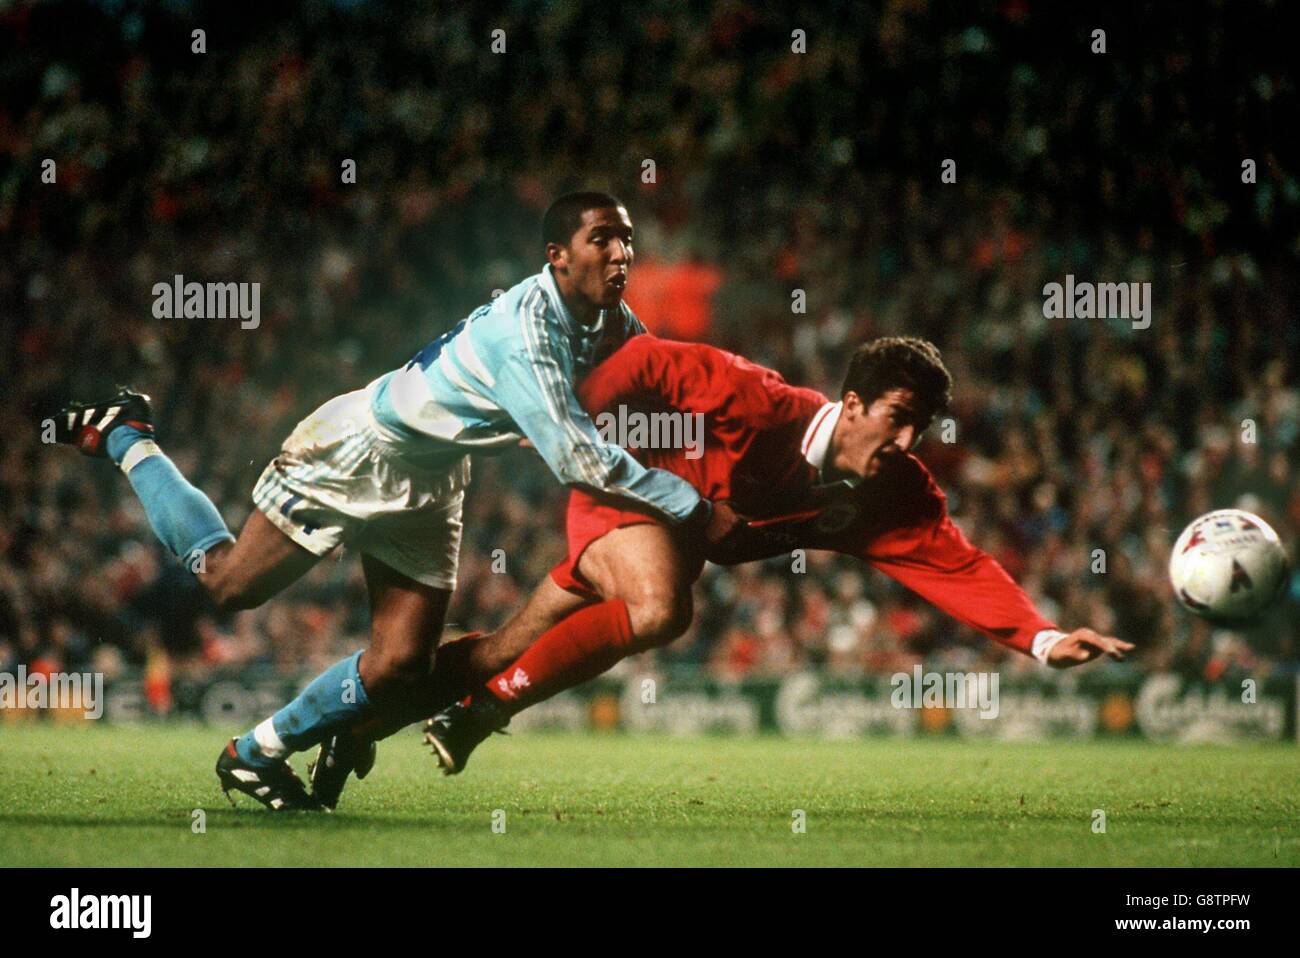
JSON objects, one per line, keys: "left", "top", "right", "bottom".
{"left": 861, "top": 501, "right": 1059, "bottom": 657}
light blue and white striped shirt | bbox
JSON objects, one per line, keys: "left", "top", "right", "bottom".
{"left": 370, "top": 265, "right": 702, "bottom": 522}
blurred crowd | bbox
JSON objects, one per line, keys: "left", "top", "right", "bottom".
{"left": 2, "top": 1, "right": 1297, "bottom": 705}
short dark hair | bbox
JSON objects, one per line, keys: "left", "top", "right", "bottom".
{"left": 542, "top": 191, "right": 625, "bottom": 247}
{"left": 840, "top": 336, "right": 952, "bottom": 427}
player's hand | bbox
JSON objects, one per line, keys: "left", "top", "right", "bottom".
{"left": 702, "top": 500, "right": 747, "bottom": 547}
{"left": 696, "top": 501, "right": 800, "bottom": 564}
{"left": 1046, "top": 628, "right": 1134, "bottom": 669}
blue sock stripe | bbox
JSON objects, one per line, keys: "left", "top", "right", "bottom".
{"left": 236, "top": 652, "right": 371, "bottom": 767}
{"left": 106, "top": 424, "right": 151, "bottom": 465}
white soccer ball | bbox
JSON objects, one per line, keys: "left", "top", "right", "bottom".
{"left": 1169, "top": 509, "right": 1289, "bottom": 624}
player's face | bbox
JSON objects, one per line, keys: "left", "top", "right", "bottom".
{"left": 547, "top": 206, "right": 635, "bottom": 315}
{"left": 831, "top": 388, "right": 923, "bottom": 480}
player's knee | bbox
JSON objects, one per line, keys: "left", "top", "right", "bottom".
{"left": 364, "top": 639, "right": 432, "bottom": 689}
{"left": 192, "top": 546, "right": 266, "bottom": 613}
{"left": 626, "top": 590, "right": 692, "bottom": 650}
{"left": 204, "top": 568, "right": 261, "bottom": 613}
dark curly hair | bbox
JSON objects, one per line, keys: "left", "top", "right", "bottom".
{"left": 542, "top": 191, "right": 626, "bottom": 247}
{"left": 840, "top": 336, "right": 953, "bottom": 428}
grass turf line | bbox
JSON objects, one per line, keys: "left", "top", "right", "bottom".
{"left": 1, "top": 723, "right": 1297, "bottom": 867}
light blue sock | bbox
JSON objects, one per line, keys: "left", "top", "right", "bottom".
{"left": 107, "top": 426, "right": 234, "bottom": 562}
{"left": 235, "top": 651, "right": 372, "bottom": 768}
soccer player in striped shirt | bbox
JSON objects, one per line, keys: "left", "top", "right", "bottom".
{"left": 48, "top": 192, "right": 736, "bottom": 810}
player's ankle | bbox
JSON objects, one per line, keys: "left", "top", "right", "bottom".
{"left": 106, "top": 424, "right": 156, "bottom": 467}
{"left": 477, "top": 685, "right": 517, "bottom": 716}
{"left": 233, "top": 733, "right": 282, "bottom": 769}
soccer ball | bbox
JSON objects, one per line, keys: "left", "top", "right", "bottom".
{"left": 1169, "top": 509, "right": 1289, "bottom": 625}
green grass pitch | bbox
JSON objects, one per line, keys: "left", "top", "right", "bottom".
{"left": 2, "top": 723, "right": 1297, "bottom": 867}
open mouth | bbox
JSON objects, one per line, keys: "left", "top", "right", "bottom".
{"left": 606, "top": 273, "right": 627, "bottom": 291}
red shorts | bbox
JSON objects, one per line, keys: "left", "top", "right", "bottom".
{"left": 549, "top": 489, "right": 705, "bottom": 599}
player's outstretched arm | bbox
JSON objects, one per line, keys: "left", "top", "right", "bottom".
{"left": 1043, "top": 628, "right": 1135, "bottom": 669}
{"left": 863, "top": 506, "right": 1130, "bottom": 666}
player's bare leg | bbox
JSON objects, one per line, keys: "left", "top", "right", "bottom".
{"left": 303, "top": 554, "right": 454, "bottom": 808}
{"left": 46, "top": 389, "right": 356, "bottom": 810}
{"left": 203, "top": 516, "right": 344, "bottom": 809}
{"left": 425, "top": 522, "right": 696, "bottom": 774}
{"left": 355, "top": 554, "right": 453, "bottom": 724}
{"left": 232, "top": 553, "right": 452, "bottom": 810}
{"left": 313, "top": 574, "right": 588, "bottom": 793}
{"left": 576, "top": 522, "right": 695, "bottom": 646}
{"left": 347, "top": 572, "right": 590, "bottom": 749}
{"left": 195, "top": 508, "right": 320, "bottom": 611}
{"left": 453, "top": 575, "right": 594, "bottom": 679}
{"left": 51, "top": 387, "right": 321, "bottom": 611}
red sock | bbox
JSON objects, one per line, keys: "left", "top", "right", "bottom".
{"left": 484, "top": 600, "right": 635, "bottom": 711}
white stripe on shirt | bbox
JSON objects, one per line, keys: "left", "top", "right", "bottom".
{"left": 452, "top": 326, "right": 496, "bottom": 389}
{"left": 517, "top": 286, "right": 608, "bottom": 485}
{"left": 434, "top": 350, "right": 497, "bottom": 414}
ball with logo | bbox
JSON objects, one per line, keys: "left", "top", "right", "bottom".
{"left": 1169, "top": 509, "right": 1289, "bottom": 625}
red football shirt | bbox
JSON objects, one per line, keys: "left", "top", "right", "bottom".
{"left": 577, "top": 335, "right": 1059, "bottom": 656}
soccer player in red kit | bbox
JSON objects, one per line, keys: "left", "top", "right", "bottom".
{"left": 406, "top": 334, "right": 1132, "bottom": 777}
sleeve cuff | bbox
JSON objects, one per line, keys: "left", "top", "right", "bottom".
{"left": 1031, "top": 629, "right": 1068, "bottom": 665}
{"left": 684, "top": 498, "right": 712, "bottom": 527}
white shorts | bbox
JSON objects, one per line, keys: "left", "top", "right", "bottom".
{"left": 252, "top": 387, "right": 470, "bottom": 589}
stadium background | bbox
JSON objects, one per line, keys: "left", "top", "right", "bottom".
{"left": 3, "top": 1, "right": 1298, "bottom": 738}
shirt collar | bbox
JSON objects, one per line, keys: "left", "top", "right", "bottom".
{"left": 801, "top": 401, "right": 842, "bottom": 477}
{"left": 801, "top": 401, "right": 864, "bottom": 490}
{"left": 539, "top": 264, "right": 606, "bottom": 338}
